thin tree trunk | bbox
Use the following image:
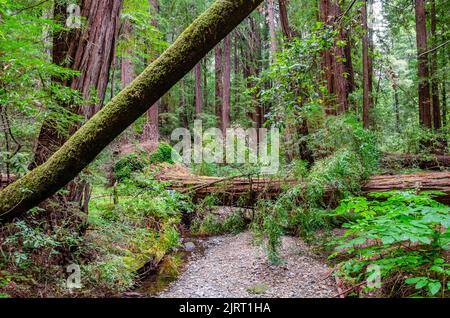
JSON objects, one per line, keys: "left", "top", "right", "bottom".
{"left": 180, "top": 79, "right": 188, "bottom": 128}
{"left": 278, "top": 0, "right": 292, "bottom": 40}
{"left": 203, "top": 58, "right": 208, "bottom": 111}
{"left": 121, "top": 20, "right": 135, "bottom": 88}
{"left": 142, "top": 0, "right": 161, "bottom": 146}
{"left": 430, "top": 0, "right": 441, "bottom": 130}
{"left": 320, "top": 0, "right": 335, "bottom": 115}
{"left": 415, "top": 0, "right": 432, "bottom": 129}
{"left": 267, "top": 0, "right": 278, "bottom": 59}
{"left": 215, "top": 41, "right": 224, "bottom": 129}
{"left": 0, "top": 0, "right": 265, "bottom": 222}
{"left": 362, "top": 0, "right": 373, "bottom": 129}
{"left": 330, "top": 0, "right": 349, "bottom": 114}
{"left": 195, "top": 62, "right": 203, "bottom": 115}
{"left": 222, "top": 34, "right": 232, "bottom": 132}
{"left": 442, "top": 81, "right": 447, "bottom": 128}
{"left": 394, "top": 85, "right": 400, "bottom": 133}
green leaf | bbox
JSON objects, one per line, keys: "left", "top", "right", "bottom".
{"left": 428, "top": 281, "right": 441, "bottom": 296}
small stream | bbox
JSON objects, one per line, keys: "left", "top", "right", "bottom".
{"left": 129, "top": 236, "right": 209, "bottom": 297}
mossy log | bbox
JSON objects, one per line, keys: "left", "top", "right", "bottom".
{"left": 382, "top": 153, "right": 450, "bottom": 170}
{"left": 158, "top": 171, "right": 450, "bottom": 206}
{"left": 0, "top": 0, "right": 264, "bottom": 222}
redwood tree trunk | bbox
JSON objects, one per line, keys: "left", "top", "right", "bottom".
{"left": 330, "top": 0, "right": 349, "bottom": 114}
{"left": 279, "top": 0, "right": 292, "bottom": 40}
{"left": 32, "top": 0, "right": 122, "bottom": 213}
{"left": 430, "top": 0, "right": 441, "bottom": 130}
{"left": 222, "top": 34, "right": 232, "bottom": 132}
{"left": 142, "top": 0, "right": 161, "bottom": 147}
{"left": 362, "top": 0, "right": 373, "bottom": 129}
{"left": 121, "top": 19, "right": 135, "bottom": 88}
{"left": 267, "top": 0, "right": 278, "bottom": 59}
{"left": 320, "top": 0, "right": 350, "bottom": 115}
{"left": 195, "top": 62, "right": 203, "bottom": 114}
{"left": 215, "top": 41, "right": 224, "bottom": 129}
{"left": 415, "top": 0, "right": 432, "bottom": 129}
{"left": 33, "top": 1, "right": 122, "bottom": 167}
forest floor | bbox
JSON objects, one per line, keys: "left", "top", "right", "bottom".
{"left": 148, "top": 232, "right": 337, "bottom": 298}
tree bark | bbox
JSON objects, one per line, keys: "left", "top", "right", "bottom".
{"left": 121, "top": 19, "right": 135, "bottom": 88}
{"left": 430, "top": 0, "right": 441, "bottom": 130}
{"left": 278, "top": 0, "right": 292, "bottom": 40}
{"left": 330, "top": 0, "right": 349, "bottom": 114}
{"left": 267, "top": 0, "right": 278, "bottom": 59}
{"left": 362, "top": 0, "right": 373, "bottom": 129}
{"left": 320, "top": 0, "right": 335, "bottom": 115}
{"left": 194, "top": 62, "right": 203, "bottom": 115}
{"left": 31, "top": 0, "right": 122, "bottom": 212}
{"left": 415, "top": 0, "right": 432, "bottom": 129}
{"left": 0, "top": 0, "right": 265, "bottom": 222}
{"left": 142, "top": 0, "right": 161, "bottom": 145}
{"left": 222, "top": 34, "right": 232, "bottom": 132}
{"left": 319, "top": 0, "right": 350, "bottom": 115}
{"left": 443, "top": 81, "right": 447, "bottom": 128}
{"left": 215, "top": 41, "right": 224, "bottom": 129}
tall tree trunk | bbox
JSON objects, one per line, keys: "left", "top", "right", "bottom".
{"left": 278, "top": 0, "right": 292, "bottom": 40}
{"left": 33, "top": 1, "right": 122, "bottom": 167}
{"left": 442, "top": 82, "right": 447, "bottom": 128}
{"left": 393, "top": 84, "right": 400, "bottom": 133}
{"left": 194, "top": 62, "right": 203, "bottom": 115}
{"left": 180, "top": 79, "right": 188, "bottom": 128}
{"left": 267, "top": 0, "right": 278, "bottom": 59}
{"left": 203, "top": 58, "right": 208, "bottom": 111}
{"left": 415, "top": 0, "right": 432, "bottom": 129}
{"left": 329, "top": 0, "right": 348, "bottom": 114}
{"left": 215, "top": 42, "right": 224, "bottom": 129}
{"left": 121, "top": 20, "right": 135, "bottom": 88}
{"left": 430, "top": 0, "right": 441, "bottom": 130}
{"left": 32, "top": 0, "right": 122, "bottom": 213}
{"left": 142, "top": 0, "right": 160, "bottom": 147}
{"left": 344, "top": 28, "right": 355, "bottom": 96}
{"left": 0, "top": 0, "right": 265, "bottom": 222}
{"left": 319, "top": 0, "right": 335, "bottom": 115}
{"left": 362, "top": 0, "right": 373, "bottom": 129}
{"left": 222, "top": 34, "right": 232, "bottom": 132}
{"left": 246, "top": 16, "right": 263, "bottom": 129}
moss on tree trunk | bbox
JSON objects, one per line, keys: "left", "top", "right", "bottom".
{"left": 0, "top": 0, "right": 263, "bottom": 222}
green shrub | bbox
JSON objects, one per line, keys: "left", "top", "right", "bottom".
{"left": 329, "top": 191, "right": 450, "bottom": 297}
{"left": 149, "top": 143, "right": 175, "bottom": 164}
{"left": 114, "top": 154, "right": 147, "bottom": 181}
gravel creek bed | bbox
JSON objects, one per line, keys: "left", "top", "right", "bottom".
{"left": 156, "top": 231, "right": 337, "bottom": 298}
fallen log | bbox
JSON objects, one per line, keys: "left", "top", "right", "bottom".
{"left": 157, "top": 171, "right": 450, "bottom": 205}
{"left": 382, "top": 153, "right": 450, "bottom": 170}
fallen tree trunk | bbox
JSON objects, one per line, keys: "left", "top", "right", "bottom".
{"left": 158, "top": 171, "right": 450, "bottom": 205}
{"left": 382, "top": 153, "right": 450, "bottom": 170}
{"left": 0, "top": 0, "right": 264, "bottom": 222}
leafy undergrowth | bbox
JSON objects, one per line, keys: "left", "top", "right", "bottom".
{"left": 329, "top": 191, "right": 449, "bottom": 298}
{"left": 250, "top": 115, "right": 380, "bottom": 263}
{"left": 189, "top": 196, "right": 248, "bottom": 236}
{"left": 78, "top": 169, "right": 193, "bottom": 295}
{"left": 0, "top": 153, "right": 193, "bottom": 297}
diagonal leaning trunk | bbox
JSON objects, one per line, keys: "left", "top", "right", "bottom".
{"left": 0, "top": 0, "right": 264, "bottom": 222}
